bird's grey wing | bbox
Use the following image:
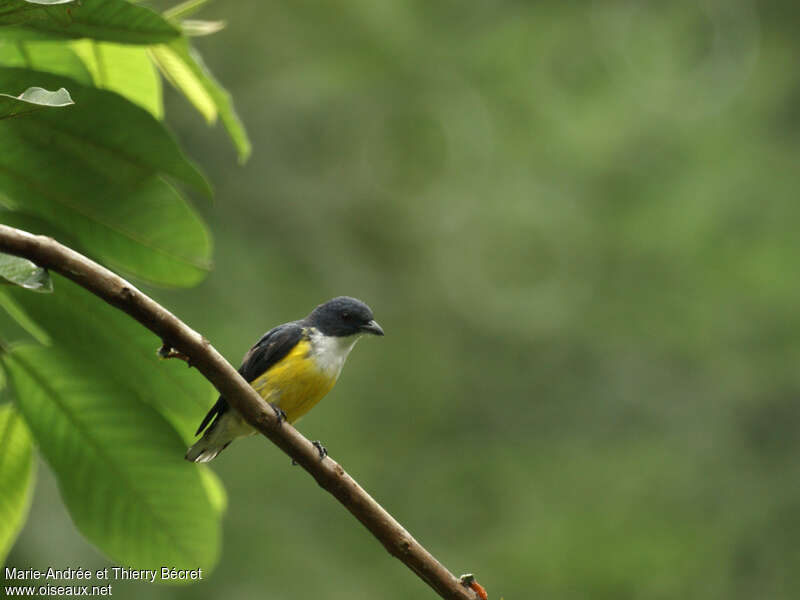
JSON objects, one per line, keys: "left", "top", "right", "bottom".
{"left": 238, "top": 321, "right": 306, "bottom": 382}
{"left": 194, "top": 322, "right": 305, "bottom": 436}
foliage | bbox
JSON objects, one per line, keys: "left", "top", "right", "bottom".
{"left": 5, "top": 343, "right": 220, "bottom": 570}
{"left": 0, "top": 0, "right": 245, "bottom": 576}
{"left": 0, "top": 404, "right": 35, "bottom": 565}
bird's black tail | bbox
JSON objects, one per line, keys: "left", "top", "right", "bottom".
{"left": 185, "top": 397, "right": 230, "bottom": 462}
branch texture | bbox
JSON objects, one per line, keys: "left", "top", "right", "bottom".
{"left": 0, "top": 224, "right": 478, "bottom": 600}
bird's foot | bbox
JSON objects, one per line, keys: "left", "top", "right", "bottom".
{"left": 290, "top": 441, "right": 327, "bottom": 466}
{"left": 311, "top": 440, "right": 328, "bottom": 460}
{"left": 269, "top": 403, "right": 287, "bottom": 425}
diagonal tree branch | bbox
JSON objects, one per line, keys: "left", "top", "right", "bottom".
{"left": 0, "top": 224, "right": 479, "bottom": 600}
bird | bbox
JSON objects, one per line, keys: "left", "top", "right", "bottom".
{"left": 186, "top": 296, "right": 384, "bottom": 462}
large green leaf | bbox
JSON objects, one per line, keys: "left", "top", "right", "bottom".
{"left": 0, "top": 26, "right": 70, "bottom": 42}
{"left": 0, "top": 252, "right": 52, "bottom": 292}
{"left": 198, "top": 465, "right": 227, "bottom": 514}
{"left": 4, "top": 343, "right": 222, "bottom": 572}
{"left": 5, "top": 275, "right": 214, "bottom": 439}
{"left": 0, "top": 85, "right": 73, "bottom": 119}
{"left": 0, "top": 68, "right": 212, "bottom": 286}
{"left": 0, "top": 39, "right": 93, "bottom": 84}
{"left": 150, "top": 39, "right": 250, "bottom": 162}
{"left": 0, "top": 68, "right": 206, "bottom": 192}
{"left": 70, "top": 40, "right": 162, "bottom": 118}
{"left": 17, "top": 0, "right": 181, "bottom": 45}
{"left": 0, "top": 0, "right": 74, "bottom": 27}
{"left": 0, "top": 167, "right": 212, "bottom": 288}
{"left": 0, "top": 403, "right": 36, "bottom": 565}
{"left": 0, "top": 289, "right": 51, "bottom": 345}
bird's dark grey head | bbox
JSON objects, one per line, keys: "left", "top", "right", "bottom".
{"left": 307, "top": 296, "right": 384, "bottom": 337}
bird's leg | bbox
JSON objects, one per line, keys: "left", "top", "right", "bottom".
{"left": 269, "top": 402, "right": 287, "bottom": 425}
{"left": 311, "top": 440, "right": 328, "bottom": 460}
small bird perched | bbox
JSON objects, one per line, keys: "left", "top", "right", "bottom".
{"left": 186, "top": 296, "right": 384, "bottom": 462}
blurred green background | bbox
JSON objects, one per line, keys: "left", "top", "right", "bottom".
{"left": 8, "top": 0, "right": 800, "bottom": 598}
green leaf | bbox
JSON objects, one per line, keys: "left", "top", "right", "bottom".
{"left": 149, "top": 42, "right": 214, "bottom": 122}
{"left": 4, "top": 344, "right": 222, "bottom": 572}
{"left": 150, "top": 39, "right": 251, "bottom": 162}
{"left": 0, "top": 85, "right": 73, "bottom": 119}
{"left": 0, "top": 39, "right": 93, "bottom": 84}
{"left": 0, "top": 68, "right": 212, "bottom": 286}
{"left": 6, "top": 275, "right": 214, "bottom": 438}
{"left": 0, "top": 170, "right": 212, "bottom": 288}
{"left": 0, "top": 26, "right": 69, "bottom": 42}
{"left": 198, "top": 466, "right": 227, "bottom": 514}
{"left": 0, "top": 252, "right": 53, "bottom": 292}
{"left": 0, "top": 68, "right": 207, "bottom": 193}
{"left": 19, "top": 0, "right": 181, "bottom": 45}
{"left": 0, "top": 290, "right": 51, "bottom": 345}
{"left": 0, "top": 403, "right": 36, "bottom": 565}
{"left": 71, "top": 40, "right": 162, "bottom": 118}
{"left": 0, "top": 0, "right": 74, "bottom": 27}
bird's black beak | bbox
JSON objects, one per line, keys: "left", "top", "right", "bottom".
{"left": 361, "top": 319, "right": 384, "bottom": 336}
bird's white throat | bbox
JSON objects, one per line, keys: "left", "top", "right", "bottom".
{"left": 308, "top": 329, "right": 361, "bottom": 376}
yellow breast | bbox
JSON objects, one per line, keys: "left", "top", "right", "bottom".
{"left": 249, "top": 339, "right": 338, "bottom": 423}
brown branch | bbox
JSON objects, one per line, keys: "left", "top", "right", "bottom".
{"left": 0, "top": 224, "right": 479, "bottom": 600}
